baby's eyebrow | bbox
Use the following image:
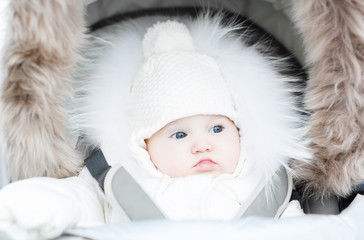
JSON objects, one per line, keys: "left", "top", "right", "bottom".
{"left": 162, "top": 125, "right": 185, "bottom": 134}
{"left": 210, "top": 118, "right": 227, "bottom": 124}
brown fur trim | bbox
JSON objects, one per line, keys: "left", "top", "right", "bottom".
{"left": 1, "top": 0, "right": 85, "bottom": 180}
{"left": 292, "top": 0, "right": 364, "bottom": 199}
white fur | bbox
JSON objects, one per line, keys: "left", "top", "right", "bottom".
{"left": 71, "top": 13, "right": 311, "bottom": 190}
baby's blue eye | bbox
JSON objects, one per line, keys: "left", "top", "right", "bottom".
{"left": 171, "top": 132, "right": 187, "bottom": 139}
{"left": 210, "top": 125, "right": 223, "bottom": 133}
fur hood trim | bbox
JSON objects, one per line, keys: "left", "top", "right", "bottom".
{"left": 0, "top": 0, "right": 85, "bottom": 181}
{"left": 292, "top": 0, "right": 364, "bottom": 199}
{"left": 71, "top": 12, "right": 311, "bottom": 187}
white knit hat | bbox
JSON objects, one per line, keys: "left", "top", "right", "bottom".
{"left": 130, "top": 20, "right": 238, "bottom": 150}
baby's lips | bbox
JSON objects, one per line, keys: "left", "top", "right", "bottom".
{"left": 193, "top": 159, "right": 217, "bottom": 172}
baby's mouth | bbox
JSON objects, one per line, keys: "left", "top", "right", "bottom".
{"left": 193, "top": 159, "right": 217, "bottom": 171}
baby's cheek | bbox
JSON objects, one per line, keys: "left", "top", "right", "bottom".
{"left": 154, "top": 148, "right": 179, "bottom": 176}
{"left": 229, "top": 141, "right": 241, "bottom": 171}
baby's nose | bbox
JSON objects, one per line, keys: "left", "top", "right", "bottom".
{"left": 191, "top": 141, "right": 212, "bottom": 154}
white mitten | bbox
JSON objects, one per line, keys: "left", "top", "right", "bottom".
{"left": 0, "top": 175, "right": 104, "bottom": 239}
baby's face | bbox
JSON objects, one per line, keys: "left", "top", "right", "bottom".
{"left": 146, "top": 115, "right": 240, "bottom": 177}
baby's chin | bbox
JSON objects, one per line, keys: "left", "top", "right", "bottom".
{"left": 169, "top": 169, "right": 233, "bottom": 178}
{"left": 199, "top": 170, "right": 233, "bottom": 178}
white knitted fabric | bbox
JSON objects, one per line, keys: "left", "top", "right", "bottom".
{"left": 129, "top": 20, "right": 238, "bottom": 153}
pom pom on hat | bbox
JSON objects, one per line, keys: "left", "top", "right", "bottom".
{"left": 142, "top": 20, "right": 195, "bottom": 59}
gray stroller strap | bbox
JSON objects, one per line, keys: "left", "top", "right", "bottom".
{"left": 84, "top": 149, "right": 111, "bottom": 191}
{"left": 84, "top": 148, "right": 164, "bottom": 220}
{"left": 240, "top": 167, "right": 291, "bottom": 218}
{"left": 109, "top": 166, "right": 165, "bottom": 220}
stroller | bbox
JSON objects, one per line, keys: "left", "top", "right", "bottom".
{"left": 0, "top": 0, "right": 363, "bottom": 239}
